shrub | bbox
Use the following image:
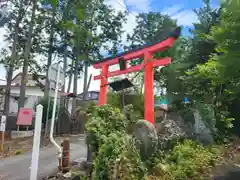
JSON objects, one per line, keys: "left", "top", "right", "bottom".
{"left": 85, "top": 104, "right": 126, "bottom": 153}
{"left": 148, "top": 140, "right": 221, "bottom": 180}
{"left": 92, "top": 132, "right": 147, "bottom": 180}
{"left": 107, "top": 91, "right": 144, "bottom": 117}
{"left": 15, "top": 149, "right": 24, "bottom": 155}
{"left": 86, "top": 104, "right": 148, "bottom": 180}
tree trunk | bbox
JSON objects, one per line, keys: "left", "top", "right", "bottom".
{"left": 60, "top": 31, "right": 68, "bottom": 104}
{"left": 67, "top": 60, "right": 74, "bottom": 93}
{"left": 71, "top": 60, "right": 78, "bottom": 118}
{"left": 4, "top": 8, "right": 23, "bottom": 115}
{"left": 4, "top": 66, "right": 14, "bottom": 115}
{"left": 65, "top": 60, "right": 73, "bottom": 110}
{"left": 82, "top": 61, "right": 88, "bottom": 100}
{"left": 19, "top": 0, "right": 37, "bottom": 110}
{"left": 44, "top": 5, "right": 56, "bottom": 99}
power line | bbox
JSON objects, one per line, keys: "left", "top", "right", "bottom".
{"left": 114, "top": 0, "right": 137, "bottom": 19}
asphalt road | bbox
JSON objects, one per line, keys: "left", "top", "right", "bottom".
{"left": 0, "top": 138, "right": 87, "bottom": 180}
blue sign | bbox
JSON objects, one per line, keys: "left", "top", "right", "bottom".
{"left": 154, "top": 98, "right": 168, "bottom": 106}
{"left": 184, "top": 97, "right": 189, "bottom": 103}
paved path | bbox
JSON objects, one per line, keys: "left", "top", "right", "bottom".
{"left": 0, "top": 139, "right": 87, "bottom": 180}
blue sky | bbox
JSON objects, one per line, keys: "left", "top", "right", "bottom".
{"left": 120, "top": 0, "right": 220, "bottom": 36}
{"left": 151, "top": 0, "right": 219, "bottom": 12}
{"left": 124, "top": 0, "right": 219, "bottom": 15}
{"left": 102, "top": 0, "right": 221, "bottom": 56}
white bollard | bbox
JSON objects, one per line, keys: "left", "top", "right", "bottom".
{"left": 30, "top": 104, "right": 43, "bottom": 180}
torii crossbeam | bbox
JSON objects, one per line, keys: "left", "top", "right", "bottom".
{"left": 93, "top": 27, "right": 181, "bottom": 124}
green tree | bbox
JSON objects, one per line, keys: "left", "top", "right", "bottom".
{"left": 206, "top": 0, "right": 240, "bottom": 134}
{"left": 42, "top": 0, "right": 58, "bottom": 99}
{"left": 164, "top": 0, "right": 220, "bottom": 104}
{"left": 64, "top": 0, "right": 126, "bottom": 117}
{"left": 1, "top": 0, "right": 30, "bottom": 115}
{"left": 19, "top": 0, "right": 38, "bottom": 109}
{"left": 127, "top": 12, "right": 177, "bottom": 47}
{"left": 125, "top": 12, "right": 178, "bottom": 95}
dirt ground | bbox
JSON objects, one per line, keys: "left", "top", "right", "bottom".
{"left": 210, "top": 138, "right": 240, "bottom": 179}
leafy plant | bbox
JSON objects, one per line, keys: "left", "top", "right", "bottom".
{"left": 85, "top": 104, "right": 126, "bottom": 154}
{"left": 149, "top": 140, "right": 221, "bottom": 180}
{"left": 92, "top": 132, "right": 147, "bottom": 180}
{"left": 15, "top": 149, "right": 24, "bottom": 155}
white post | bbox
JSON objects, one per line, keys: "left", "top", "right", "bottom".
{"left": 30, "top": 104, "right": 43, "bottom": 180}
{"left": 49, "top": 64, "right": 62, "bottom": 164}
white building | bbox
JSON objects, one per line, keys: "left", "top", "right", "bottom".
{"left": 0, "top": 73, "right": 100, "bottom": 115}
{"left": 0, "top": 73, "right": 69, "bottom": 114}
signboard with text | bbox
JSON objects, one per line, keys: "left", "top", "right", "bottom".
{"left": 17, "top": 108, "right": 33, "bottom": 125}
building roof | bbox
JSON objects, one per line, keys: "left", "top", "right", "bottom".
{"left": 0, "top": 73, "right": 46, "bottom": 88}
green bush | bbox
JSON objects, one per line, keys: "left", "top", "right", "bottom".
{"left": 107, "top": 91, "right": 144, "bottom": 118}
{"left": 86, "top": 104, "right": 148, "bottom": 180}
{"left": 15, "top": 149, "right": 24, "bottom": 155}
{"left": 92, "top": 132, "right": 147, "bottom": 180}
{"left": 148, "top": 140, "right": 221, "bottom": 180}
{"left": 85, "top": 104, "right": 126, "bottom": 153}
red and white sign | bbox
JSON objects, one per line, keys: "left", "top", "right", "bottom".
{"left": 17, "top": 108, "right": 33, "bottom": 125}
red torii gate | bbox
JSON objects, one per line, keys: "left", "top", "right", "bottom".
{"left": 93, "top": 27, "right": 181, "bottom": 124}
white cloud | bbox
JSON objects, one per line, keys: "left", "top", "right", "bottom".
{"left": 105, "top": 0, "right": 151, "bottom": 13}
{"left": 172, "top": 10, "right": 198, "bottom": 26}
{"left": 125, "top": 0, "right": 151, "bottom": 12}
{"left": 162, "top": 5, "right": 184, "bottom": 16}
{"left": 121, "top": 12, "right": 137, "bottom": 45}
{"left": 104, "top": 0, "right": 137, "bottom": 41}
{"left": 162, "top": 5, "right": 199, "bottom": 26}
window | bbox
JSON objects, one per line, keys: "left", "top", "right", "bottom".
{"left": 91, "top": 93, "right": 99, "bottom": 100}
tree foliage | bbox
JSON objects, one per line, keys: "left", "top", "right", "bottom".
{"left": 0, "top": 0, "right": 126, "bottom": 116}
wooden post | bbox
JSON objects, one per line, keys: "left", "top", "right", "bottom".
{"left": 62, "top": 138, "right": 70, "bottom": 173}
{"left": 0, "top": 131, "right": 4, "bottom": 152}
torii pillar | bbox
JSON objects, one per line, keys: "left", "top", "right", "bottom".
{"left": 144, "top": 52, "right": 154, "bottom": 124}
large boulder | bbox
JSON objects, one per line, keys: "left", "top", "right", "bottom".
{"left": 193, "top": 110, "right": 214, "bottom": 145}
{"left": 157, "top": 119, "right": 188, "bottom": 149}
{"left": 133, "top": 120, "right": 158, "bottom": 160}
{"left": 157, "top": 111, "right": 214, "bottom": 149}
